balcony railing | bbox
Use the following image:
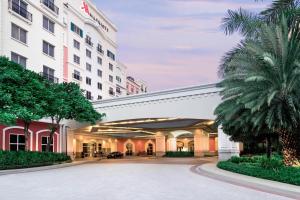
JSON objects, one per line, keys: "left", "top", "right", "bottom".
{"left": 97, "top": 46, "right": 104, "bottom": 54}
{"left": 9, "top": 0, "right": 33, "bottom": 22}
{"left": 72, "top": 73, "right": 82, "bottom": 81}
{"left": 40, "top": 72, "right": 59, "bottom": 83}
{"left": 41, "top": 0, "right": 59, "bottom": 15}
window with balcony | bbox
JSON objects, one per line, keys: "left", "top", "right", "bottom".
{"left": 43, "top": 41, "right": 55, "bottom": 57}
{"left": 9, "top": 0, "right": 32, "bottom": 22}
{"left": 73, "top": 70, "right": 81, "bottom": 81}
{"left": 86, "top": 63, "right": 91, "bottom": 72}
{"left": 71, "top": 22, "right": 83, "bottom": 37}
{"left": 11, "top": 52, "right": 26, "bottom": 68}
{"left": 41, "top": 0, "right": 59, "bottom": 15}
{"left": 109, "top": 63, "right": 113, "bottom": 71}
{"left": 85, "top": 35, "right": 93, "bottom": 47}
{"left": 97, "top": 44, "right": 103, "bottom": 54}
{"left": 11, "top": 23, "right": 27, "bottom": 44}
{"left": 42, "top": 65, "right": 58, "bottom": 83}
{"left": 43, "top": 16, "right": 55, "bottom": 33}
{"left": 73, "top": 54, "right": 80, "bottom": 64}
{"left": 86, "top": 49, "right": 91, "bottom": 58}
{"left": 73, "top": 39, "right": 80, "bottom": 50}
{"left": 86, "top": 77, "right": 91, "bottom": 85}
{"left": 107, "top": 50, "right": 115, "bottom": 61}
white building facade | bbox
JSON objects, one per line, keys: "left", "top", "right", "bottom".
{"left": 0, "top": 0, "right": 124, "bottom": 100}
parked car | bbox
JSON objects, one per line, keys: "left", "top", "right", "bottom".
{"left": 107, "top": 152, "right": 124, "bottom": 159}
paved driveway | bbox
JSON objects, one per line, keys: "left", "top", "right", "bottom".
{"left": 0, "top": 160, "right": 291, "bottom": 200}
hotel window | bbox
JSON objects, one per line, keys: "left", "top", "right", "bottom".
{"left": 73, "top": 54, "right": 80, "bottom": 64}
{"left": 73, "top": 70, "right": 81, "bottom": 81}
{"left": 97, "top": 44, "right": 103, "bottom": 54}
{"left": 97, "top": 69, "right": 102, "bottom": 77}
{"left": 11, "top": 23, "right": 27, "bottom": 44}
{"left": 109, "top": 87, "right": 114, "bottom": 96}
{"left": 109, "top": 75, "right": 113, "bottom": 83}
{"left": 85, "top": 35, "right": 93, "bottom": 46}
{"left": 10, "top": 0, "right": 32, "bottom": 22}
{"left": 97, "top": 57, "right": 102, "bottom": 65}
{"left": 42, "top": 65, "right": 58, "bottom": 83}
{"left": 116, "top": 76, "right": 122, "bottom": 83}
{"left": 86, "top": 91, "right": 92, "bottom": 100}
{"left": 73, "top": 39, "right": 80, "bottom": 50}
{"left": 11, "top": 52, "right": 27, "bottom": 68}
{"left": 97, "top": 82, "right": 102, "bottom": 90}
{"left": 10, "top": 134, "right": 25, "bottom": 151}
{"left": 43, "top": 16, "right": 55, "bottom": 33}
{"left": 42, "top": 0, "right": 59, "bottom": 15}
{"left": 109, "top": 63, "right": 113, "bottom": 71}
{"left": 86, "top": 77, "right": 91, "bottom": 85}
{"left": 97, "top": 95, "right": 102, "bottom": 100}
{"left": 107, "top": 50, "right": 115, "bottom": 61}
{"left": 86, "top": 63, "right": 92, "bottom": 72}
{"left": 70, "top": 22, "right": 83, "bottom": 37}
{"left": 42, "top": 136, "right": 53, "bottom": 152}
{"left": 86, "top": 49, "right": 91, "bottom": 58}
{"left": 43, "top": 41, "right": 55, "bottom": 57}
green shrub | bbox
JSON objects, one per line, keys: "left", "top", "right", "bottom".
{"left": 218, "top": 156, "right": 300, "bottom": 186}
{"left": 165, "top": 151, "right": 194, "bottom": 157}
{"left": 260, "top": 156, "right": 283, "bottom": 170}
{"left": 0, "top": 150, "right": 71, "bottom": 170}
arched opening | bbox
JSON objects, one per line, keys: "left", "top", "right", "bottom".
{"left": 126, "top": 143, "right": 133, "bottom": 156}
{"left": 147, "top": 143, "right": 153, "bottom": 155}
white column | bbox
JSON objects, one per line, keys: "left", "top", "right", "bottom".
{"left": 194, "top": 129, "right": 209, "bottom": 157}
{"left": 155, "top": 132, "right": 166, "bottom": 157}
{"left": 167, "top": 137, "right": 177, "bottom": 152}
{"left": 66, "top": 129, "right": 75, "bottom": 160}
{"left": 218, "top": 126, "right": 240, "bottom": 161}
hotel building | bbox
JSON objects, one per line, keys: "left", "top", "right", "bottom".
{"left": 0, "top": 0, "right": 126, "bottom": 100}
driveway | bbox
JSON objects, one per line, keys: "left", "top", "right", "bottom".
{"left": 0, "top": 158, "right": 291, "bottom": 200}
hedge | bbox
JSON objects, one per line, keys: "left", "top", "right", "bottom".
{"left": 0, "top": 150, "right": 71, "bottom": 170}
{"left": 165, "top": 151, "right": 194, "bottom": 157}
{"left": 217, "top": 156, "right": 300, "bottom": 186}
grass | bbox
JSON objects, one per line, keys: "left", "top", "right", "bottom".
{"left": 217, "top": 155, "right": 300, "bottom": 186}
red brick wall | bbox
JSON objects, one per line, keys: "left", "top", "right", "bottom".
{"left": 0, "top": 120, "right": 60, "bottom": 152}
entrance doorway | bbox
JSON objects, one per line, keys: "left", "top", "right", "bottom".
{"left": 147, "top": 143, "right": 153, "bottom": 155}
{"left": 126, "top": 143, "right": 133, "bottom": 156}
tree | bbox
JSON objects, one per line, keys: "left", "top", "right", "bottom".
{"left": 44, "top": 82, "right": 104, "bottom": 152}
{"left": 219, "top": 0, "right": 300, "bottom": 76}
{"left": 215, "top": 16, "right": 300, "bottom": 165}
{"left": 0, "top": 57, "right": 47, "bottom": 151}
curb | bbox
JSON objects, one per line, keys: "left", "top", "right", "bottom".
{"left": 191, "top": 163, "right": 300, "bottom": 200}
{"left": 0, "top": 159, "right": 100, "bottom": 176}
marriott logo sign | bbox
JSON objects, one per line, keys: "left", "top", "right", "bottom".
{"left": 81, "top": 1, "right": 109, "bottom": 32}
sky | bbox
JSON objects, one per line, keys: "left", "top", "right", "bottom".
{"left": 94, "top": 0, "right": 269, "bottom": 91}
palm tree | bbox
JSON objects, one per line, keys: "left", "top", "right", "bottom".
{"left": 215, "top": 16, "right": 300, "bottom": 166}
{"left": 219, "top": 0, "right": 300, "bottom": 76}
